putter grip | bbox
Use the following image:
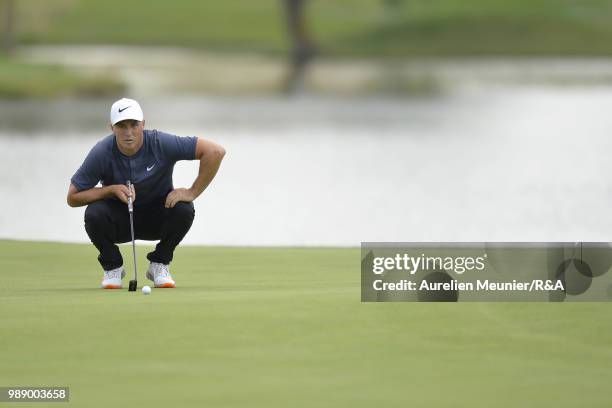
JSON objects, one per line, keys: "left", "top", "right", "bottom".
{"left": 127, "top": 180, "right": 133, "bottom": 213}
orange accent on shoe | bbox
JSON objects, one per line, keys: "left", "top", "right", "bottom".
{"left": 103, "top": 284, "right": 122, "bottom": 289}
{"left": 155, "top": 282, "right": 176, "bottom": 288}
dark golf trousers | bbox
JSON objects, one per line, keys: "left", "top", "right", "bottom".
{"left": 84, "top": 199, "right": 195, "bottom": 271}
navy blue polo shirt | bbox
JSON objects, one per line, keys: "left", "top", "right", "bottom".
{"left": 71, "top": 129, "right": 198, "bottom": 208}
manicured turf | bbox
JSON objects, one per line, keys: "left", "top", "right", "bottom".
{"left": 0, "top": 240, "right": 611, "bottom": 407}
{"left": 13, "top": 0, "right": 612, "bottom": 56}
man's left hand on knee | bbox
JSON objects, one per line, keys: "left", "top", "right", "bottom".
{"left": 165, "top": 188, "right": 196, "bottom": 208}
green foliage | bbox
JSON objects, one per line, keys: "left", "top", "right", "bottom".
{"left": 0, "top": 57, "right": 124, "bottom": 98}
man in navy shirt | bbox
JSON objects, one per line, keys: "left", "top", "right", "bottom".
{"left": 67, "top": 98, "right": 226, "bottom": 289}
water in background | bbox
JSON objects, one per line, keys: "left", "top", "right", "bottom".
{"left": 2, "top": 84, "right": 612, "bottom": 246}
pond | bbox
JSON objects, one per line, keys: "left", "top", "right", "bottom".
{"left": 1, "top": 86, "right": 612, "bottom": 246}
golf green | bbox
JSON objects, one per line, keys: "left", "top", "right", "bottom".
{"left": 0, "top": 240, "right": 610, "bottom": 407}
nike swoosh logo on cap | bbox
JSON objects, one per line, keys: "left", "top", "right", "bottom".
{"left": 147, "top": 164, "right": 156, "bottom": 171}
{"left": 118, "top": 106, "right": 130, "bottom": 113}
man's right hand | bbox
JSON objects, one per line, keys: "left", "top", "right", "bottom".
{"left": 109, "top": 184, "right": 136, "bottom": 204}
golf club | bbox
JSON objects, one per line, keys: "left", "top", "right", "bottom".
{"left": 127, "top": 180, "right": 138, "bottom": 292}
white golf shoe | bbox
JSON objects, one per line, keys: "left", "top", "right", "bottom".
{"left": 146, "top": 262, "right": 176, "bottom": 288}
{"left": 101, "top": 266, "right": 125, "bottom": 289}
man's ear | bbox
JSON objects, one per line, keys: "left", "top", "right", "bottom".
{"left": 109, "top": 123, "right": 114, "bottom": 132}
{"left": 141, "top": 119, "right": 145, "bottom": 128}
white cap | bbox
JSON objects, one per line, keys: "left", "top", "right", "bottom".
{"left": 110, "top": 98, "right": 144, "bottom": 125}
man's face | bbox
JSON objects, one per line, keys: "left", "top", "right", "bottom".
{"left": 111, "top": 120, "right": 145, "bottom": 154}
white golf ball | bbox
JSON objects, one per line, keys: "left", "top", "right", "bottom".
{"left": 142, "top": 285, "right": 151, "bottom": 295}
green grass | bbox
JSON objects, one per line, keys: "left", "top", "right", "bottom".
{"left": 0, "top": 57, "right": 124, "bottom": 98}
{"left": 16, "top": 0, "right": 285, "bottom": 51}
{"left": 1, "top": 240, "right": 611, "bottom": 406}
{"left": 11, "top": 0, "right": 612, "bottom": 56}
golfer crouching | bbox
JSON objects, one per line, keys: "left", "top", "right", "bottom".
{"left": 66, "top": 98, "right": 225, "bottom": 289}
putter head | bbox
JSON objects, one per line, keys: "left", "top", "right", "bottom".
{"left": 128, "top": 280, "right": 137, "bottom": 292}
